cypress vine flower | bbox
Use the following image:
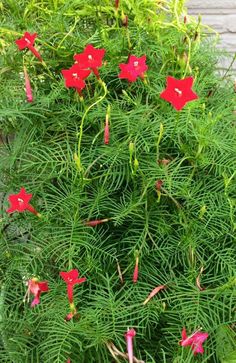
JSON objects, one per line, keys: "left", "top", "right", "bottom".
{"left": 119, "top": 55, "right": 148, "bottom": 82}
{"left": 160, "top": 76, "right": 198, "bottom": 111}
{"left": 7, "top": 187, "right": 40, "bottom": 217}
{"left": 180, "top": 328, "right": 208, "bottom": 355}
{"left": 60, "top": 269, "right": 86, "bottom": 304}
{"left": 61, "top": 65, "right": 91, "bottom": 95}
{"left": 24, "top": 278, "right": 49, "bottom": 307}
{"left": 74, "top": 44, "right": 106, "bottom": 79}
{"left": 15, "top": 32, "right": 42, "bottom": 61}
{"left": 125, "top": 328, "right": 136, "bottom": 363}
{"left": 143, "top": 285, "right": 166, "bottom": 305}
{"left": 23, "top": 66, "right": 33, "bottom": 102}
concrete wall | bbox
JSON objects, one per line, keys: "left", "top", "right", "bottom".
{"left": 187, "top": 0, "right": 236, "bottom": 71}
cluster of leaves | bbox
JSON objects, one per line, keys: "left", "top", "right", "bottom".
{"left": 0, "top": 0, "right": 235, "bottom": 362}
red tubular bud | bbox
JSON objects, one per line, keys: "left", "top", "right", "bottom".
{"left": 158, "top": 159, "right": 170, "bottom": 166}
{"left": 156, "top": 179, "right": 163, "bottom": 191}
{"left": 122, "top": 15, "right": 128, "bottom": 28}
{"left": 143, "top": 285, "right": 166, "bottom": 305}
{"left": 23, "top": 66, "right": 33, "bottom": 102}
{"left": 133, "top": 256, "right": 139, "bottom": 283}
{"left": 115, "top": 0, "right": 120, "bottom": 9}
{"left": 84, "top": 218, "right": 109, "bottom": 227}
{"left": 104, "top": 114, "right": 110, "bottom": 145}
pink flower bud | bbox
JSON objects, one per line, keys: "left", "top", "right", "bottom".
{"left": 122, "top": 15, "right": 128, "bottom": 28}
{"left": 155, "top": 179, "right": 163, "bottom": 191}
{"left": 23, "top": 66, "right": 33, "bottom": 102}
{"left": 104, "top": 114, "right": 110, "bottom": 145}
{"left": 125, "top": 328, "right": 136, "bottom": 363}
{"left": 143, "top": 285, "right": 166, "bottom": 305}
{"left": 115, "top": 0, "right": 120, "bottom": 9}
{"left": 133, "top": 256, "right": 139, "bottom": 283}
{"left": 84, "top": 218, "right": 109, "bottom": 227}
{"left": 158, "top": 158, "right": 170, "bottom": 166}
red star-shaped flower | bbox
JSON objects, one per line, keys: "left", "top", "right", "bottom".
{"left": 74, "top": 44, "right": 106, "bottom": 79}
{"left": 15, "top": 32, "right": 42, "bottom": 61}
{"left": 180, "top": 328, "right": 209, "bottom": 355}
{"left": 160, "top": 76, "right": 198, "bottom": 111}
{"left": 119, "top": 55, "right": 148, "bottom": 82}
{"left": 60, "top": 269, "right": 86, "bottom": 304}
{"left": 61, "top": 64, "right": 91, "bottom": 95}
{"left": 7, "top": 187, "right": 39, "bottom": 216}
{"left": 25, "top": 278, "right": 49, "bottom": 307}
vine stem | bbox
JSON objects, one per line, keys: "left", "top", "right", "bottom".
{"left": 77, "top": 81, "right": 108, "bottom": 173}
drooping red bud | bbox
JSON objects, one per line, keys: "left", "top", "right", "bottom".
{"left": 133, "top": 256, "right": 139, "bottom": 283}
{"left": 122, "top": 15, "right": 128, "bottom": 28}
{"left": 23, "top": 66, "right": 33, "bottom": 102}
{"left": 84, "top": 218, "right": 109, "bottom": 227}
{"left": 104, "top": 114, "right": 110, "bottom": 145}
{"left": 156, "top": 180, "right": 163, "bottom": 191}
{"left": 158, "top": 159, "right": 170, "bottom": 166}
{"left": 143, "top": 285, "right": 166, "bottom": 305}
{"left": 115, "top": 0, "right": 120, "bottom": 9}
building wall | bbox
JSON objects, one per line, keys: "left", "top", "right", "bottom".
{"left": 187, "top": 0, "right": 236, "bottom": 71}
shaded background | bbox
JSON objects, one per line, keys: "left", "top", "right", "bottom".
{"left": 188, "top": 0, "right": 236, "bottom": 72}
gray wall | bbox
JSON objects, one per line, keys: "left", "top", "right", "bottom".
{"left": 188, "top": 0, "right": 236, "bottom": 71}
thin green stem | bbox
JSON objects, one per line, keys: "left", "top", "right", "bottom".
{"left": 77, "top": 81, "right": 108, "bottom": 173}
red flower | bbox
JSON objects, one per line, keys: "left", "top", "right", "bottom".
{"left": 61, "top": 64, "right": 91, "bottom": 95}
{"left": 125, "top": 328, "right": 136, "bottom": 363}
{"left": 7, "top": 187, "right": 40, "bottom": 216}
{"left": 24, "top": 278, "right": 49, "bottom": 307}
{"left": 119, "top": 55, "right": 148, "bottom": 82}
{"left": 180, "top": 328, "right": 208, "bottom": 355}
{"left": 15, "top": 32, "right": 42, "bottom": 61}
{"left": 23, "top": 66, "right": 33, "bottom": 102}
{"left": 160, "top": 76, "right": 198, "bottom": 111}
{"left": 74, "top": 44, "right": 106, "bottom": 79}
{"left": 60, "top": 269, "right": 86, "bottom": 304}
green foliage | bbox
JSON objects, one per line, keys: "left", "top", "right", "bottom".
{"left": 0, "top": 0, "right": 236, "bottom": 362}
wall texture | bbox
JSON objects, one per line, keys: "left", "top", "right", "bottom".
{"left": 188, "top": 0, "right": 236, "bottom": 71}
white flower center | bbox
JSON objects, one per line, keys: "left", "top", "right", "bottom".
{"left": 25, "top": 38, "right": 31, "bottom": 44}
{"left": 134, "top": 61, "right": 139, "bottom": 67}
{"left": 88, "top": 55, "right": 93, "bottom": 60}
{"left": 174, "top": 88, "right": 182, "bottom": 96}
{"left": 18, "top": 198, "right": 24, "bottom": 203}
{"left": 72, "top": 73, "right": 78, "bottom": 78}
